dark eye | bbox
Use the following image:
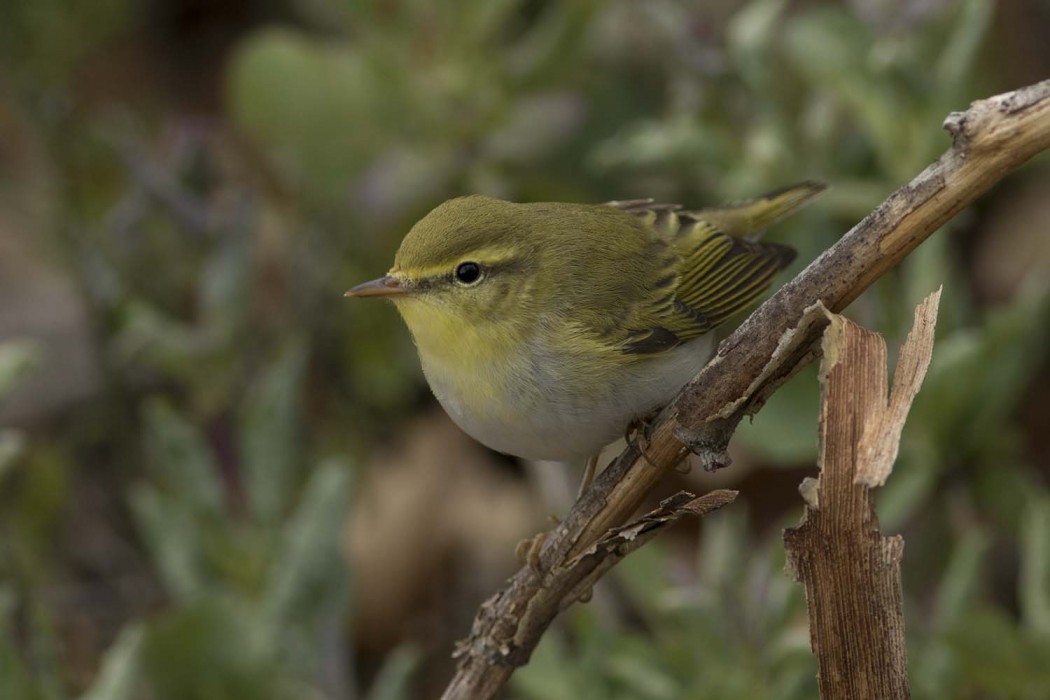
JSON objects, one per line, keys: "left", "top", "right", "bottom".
{"left": 454, "top": 261, "right": 482, "bottom": 285}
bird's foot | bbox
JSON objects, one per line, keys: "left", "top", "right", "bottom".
{"left": 625, "top": 411, "right": 661, "bottom": 467}
{"left": 515, "top": 531, "right": 548, "bottom": 573}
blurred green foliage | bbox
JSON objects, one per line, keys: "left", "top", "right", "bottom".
{"left": 517, "top": 511, "right": 817, "bottom": 700}
{"left": 1, "top": 0, "right": 1048, "bottom": 698}
{"left": 0, "top": 342, "right": 39, "bottom": 483}
{"left": 518, "top": 493, "right": 1050, "bottom": 700}
{"left": 3, "top": 345, "right": 355, "bottom": 699}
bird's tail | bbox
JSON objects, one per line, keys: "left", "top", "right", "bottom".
{"left": 691, "top": 181, "right": 827, "bottom": 239}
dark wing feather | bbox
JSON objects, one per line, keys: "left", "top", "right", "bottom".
{"left": 606, "top": 184, "right": 818, "bottom": 356}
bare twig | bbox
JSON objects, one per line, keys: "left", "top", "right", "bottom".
{"left": 783, "top": 289, "right": 941, "bottom": 699}
{"left": 452, "top": 490, "right": 737, "bottom": 671}
{"left": 442, "top": 79, "right": 1050, "bottom": 700}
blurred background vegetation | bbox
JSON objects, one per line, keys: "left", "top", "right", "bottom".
{"left": 1, "top": 0, "right": 1049, "bottom": 698}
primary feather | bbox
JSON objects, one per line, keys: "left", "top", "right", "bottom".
{"left": 605, "top": 183, "right": 825, "bottom": 354}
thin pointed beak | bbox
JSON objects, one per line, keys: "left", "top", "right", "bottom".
{"left": 344, "top": 276, "right": 409, "bottom": 298}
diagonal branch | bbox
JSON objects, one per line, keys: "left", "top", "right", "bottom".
{"left": 441, "top": 79, "right": 1050, "bottom": 700}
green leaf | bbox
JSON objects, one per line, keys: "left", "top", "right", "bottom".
{"left": 1020, "top": 496, "right": 1050, "bottom": 637}
{"left": 698, "top": 507, "right": 748, "bottom": 591}
{"left": 0, "top": 339, "right": 41, "bottom": 398}
{"left": 0, "top": 586, "right": 44, "bottom": 700}
{"left": 605, "top": 650, "right": 679, "bottom": 700}
{"left": 262, "top": 459, "right": 351, "bottom": 630}
{"left": 727, "top": 0, "right": 787, "bottom": 89}
{"left": 907, "top": 290, "right": 1050, "bottom": 474}
{"left": 901, "top": 234, "right": 965, "bottom": 332}
{"left": 614, "top": 544, "right": 671, "bottom": 619}
{"left": 364, "top": 645, "right": 422, "bottom": 700}
{"left": 946, "top": 607, "right": 1050, "bottom": 699}
{"left": 934, "top": 529, "right": 991, "bottom": 632}
{"left": 0, "top": 430, "right": 25, "bottom": 485}
{"left": 128, "top": 485, "right": 207, "bottom": 602}
{"left": 112, "top": 301, "right": 198, "bottom": 371}
{"left": 735, "top": 365, "right": 819, "bottom": 464}
{"left": 935, "top": 0, "right": 993, "bottom": 103}
{"left": 142, "top": 400, "right": 224, "bottom": 515}
{"left": 200, "top": 229, "right": 251, "bottom": 334}
{"left": 507, "top": 0, "right": 595, "bottom": 83}
{"left": 0, "top": 596, "right": 64, "bottom": 700}
{"left": 227, "top": 29, "right": 381, "bottom": 199}
{"left": 78, "top": 624, "right": 145, "bottom": 700}
{"left": 141, "top": 597, "right": 283, "bottom": 700}
{"left": 240, "top": 342, "right": 308, "bottom": 523}
{"left": 784, "top": 8, "right": 912, "bottom": 177}
{"left": 877, "top": 444, "right": 938, "bottom": 529}
{"left": 512, "top": 631, "right": 585, "bottom": 700}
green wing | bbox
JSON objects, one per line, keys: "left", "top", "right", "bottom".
{"left": 606, "top": 182, "right": 824, "bottom": 355}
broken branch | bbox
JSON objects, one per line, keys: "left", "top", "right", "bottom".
{"left": 783, "top": 289, "right": 941, "bottom": 699}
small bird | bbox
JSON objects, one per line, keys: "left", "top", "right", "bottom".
{"left": 347, "top": 183, "right": 824, "bottom": 467}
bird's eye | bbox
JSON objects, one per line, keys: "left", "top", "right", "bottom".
{"left": 454, "top": 261, "right": 483, "bottom": 286}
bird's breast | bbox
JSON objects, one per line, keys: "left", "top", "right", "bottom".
{"left": 415, "top": 324, "right": 713, "bottom": 462}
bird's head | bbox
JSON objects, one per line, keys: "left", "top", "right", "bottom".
{"left": 346, "top": 195, "right": 555, "bottom": 357}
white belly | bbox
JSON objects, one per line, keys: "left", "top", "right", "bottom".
{"left": 422, "top": 335, "right": 714, "bottom": 462}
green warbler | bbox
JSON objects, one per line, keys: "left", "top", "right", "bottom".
{"left": 347, "top": 183, "right": 824, "bottom": 463}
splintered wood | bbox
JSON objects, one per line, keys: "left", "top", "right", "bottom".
{"left": 784, "top": 289, "right": 941, "bottom": 700}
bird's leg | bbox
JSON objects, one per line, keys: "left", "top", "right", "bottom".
{"left": 624, "top": 410, "right": 661, "bottom": 467}
{"left": 577, "top": 453, "right": 600, "bottom": 498}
